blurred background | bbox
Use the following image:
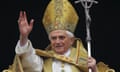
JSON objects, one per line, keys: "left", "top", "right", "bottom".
{"left": 0, "top": 0, "right": 120, "bottom": 71}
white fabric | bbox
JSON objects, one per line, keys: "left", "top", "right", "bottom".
{"left": 15, "top": 40, "right": 43, "bottom": 72}
{"left": 52, "top": 49, "right": 71, "bottom": 72}
{"left": 52, "top": 60, "right": 71, "bottom": 72}
{"left": 15, "top": 40, "right": 72, "bottom": 72}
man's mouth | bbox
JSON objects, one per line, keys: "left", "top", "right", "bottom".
{"left": 55, "top": 45, "right": 63, "bottom": 48}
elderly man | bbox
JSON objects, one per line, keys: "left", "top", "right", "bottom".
{"left": 15, "top": 0, "right": 98, "bottom": 72}
{"left": 16, "top": 11, "right": 98, "bottom": 72}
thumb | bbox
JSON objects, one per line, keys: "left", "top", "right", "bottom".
{"left": 29, "top": 19, "right": 34, "bottom": 30}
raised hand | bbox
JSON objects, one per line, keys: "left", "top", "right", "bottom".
{"left": 18, "top": 11, "right": 34, "bottom": 46}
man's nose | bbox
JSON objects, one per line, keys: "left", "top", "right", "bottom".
{"left": 55, "top": 38, "right": 61, "bottom": 43}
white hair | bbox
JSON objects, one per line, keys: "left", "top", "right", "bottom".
{"left": 65, "top": 30, "right": 74, "bottom": 38}
{"left": 49, "top": 30, "right": 74, "bottom": 40}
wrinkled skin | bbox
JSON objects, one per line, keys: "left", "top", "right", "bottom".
{"left": 18, "top": 11, "right": 34, "bottom": 46}
{"left": 49, "top": 30, "right": 74, "bottom": 55}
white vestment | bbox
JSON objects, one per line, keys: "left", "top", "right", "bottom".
{"left": 15, "top": 40, "right": 72, "bottom": 72}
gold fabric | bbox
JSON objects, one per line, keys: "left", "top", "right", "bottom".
{"left": 42, "top": 0, "right": 79, "bottom": 34}
{"left": 2, "top": 55, "right": 24, "bottom": 72}
{"left": 1, "top": 0, "right": 116, "bottom": 71}
{"left": 43, "top": 48, "right": 85, "bottom": 72}
{"left": 2, "top": 39, "right": 115, "bottom": 72}
{"left": 42, "top": 39, "right": 88, "bottom": 72}
{"left": 2, "top": 56, "right": 115, "bottom": 72}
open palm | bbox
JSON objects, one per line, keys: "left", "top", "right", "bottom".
{"left": 18, "top": 11, "right": 34, "bottom": 38}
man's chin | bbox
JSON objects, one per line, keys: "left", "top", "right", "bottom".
{"left": 54, "top": 49, "right": 64, "bottom": 54}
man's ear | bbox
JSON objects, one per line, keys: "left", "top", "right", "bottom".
{"left": 70, "top": 37, "right": 75, "bottom": 45}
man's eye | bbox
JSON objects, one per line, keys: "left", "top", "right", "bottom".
{"left": 51, "top": 37, "right": 56, "bottom": 40}
{"left": 59, "top": 36, "right": 65, "bottom": 40}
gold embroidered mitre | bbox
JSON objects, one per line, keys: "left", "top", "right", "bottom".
{"left": 42, "top": 0, "right": 79, "bottom": 34}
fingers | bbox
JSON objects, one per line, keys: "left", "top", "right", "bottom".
{"left": 29, "top": 19, "right": 34, "bottom": 30}
{"left": 88, "top": 57, "right": 96, "bottom": 68}
{"left": 18, "top": 11, "right": 23, "bottom": 23}
{"left": 88, "top": 57, "right": 94, "bottom": 62}
{"left": 23, "top": 11, "right": 28, "bottom": 23}
{"left": 88, "top": 57, "right": 98, "bottom": 71}
{"left": 17, "top": 11, "right": 35, "bottom": 31}
{"left": 18, "top": 11, "right": 27, "bottom": 23}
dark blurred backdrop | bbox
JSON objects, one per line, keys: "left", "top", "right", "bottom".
{"left": 0, "top": 0, "right": 120, "bottom": 72}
